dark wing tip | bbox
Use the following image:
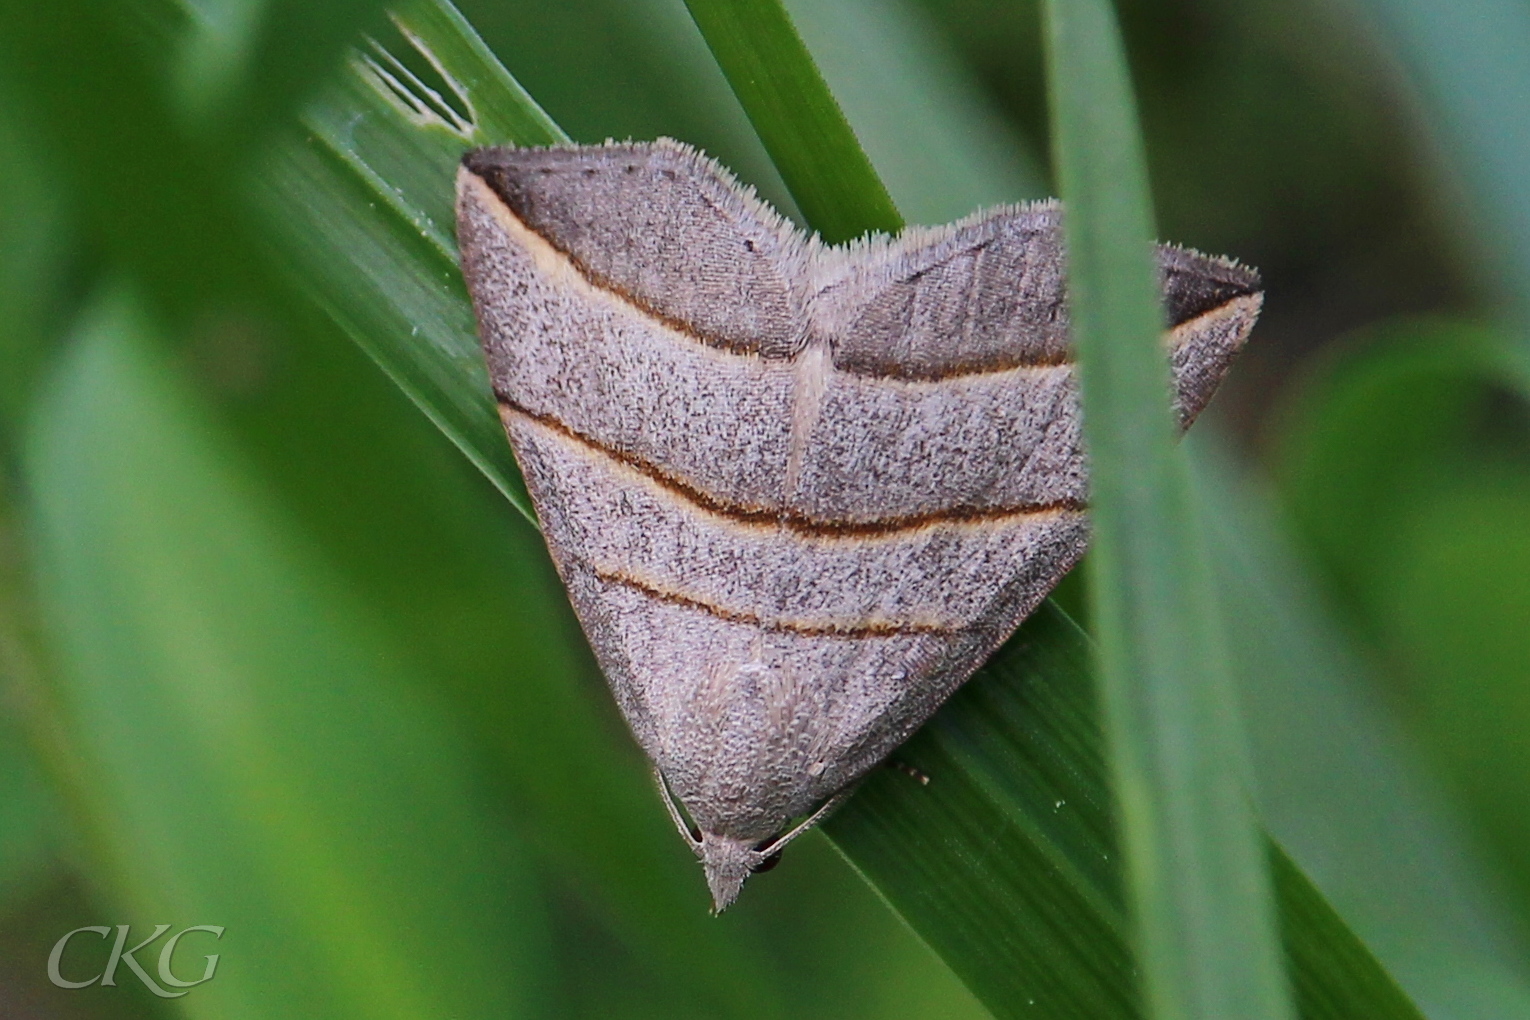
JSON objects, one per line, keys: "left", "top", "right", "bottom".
{"left": 459, "top": 146, "right": 556, "bottom": 218}
{"left": 458, "top": 139, "right": 716, "bottom": 221}
{"left": 460, "top": 147, "right": 491, "bottom": 173}
{"left": 459, "top": 147, "right": 512, "bottom": 203}
{"left": 1158, "top": 245, "right": 1263, "bottom": 328}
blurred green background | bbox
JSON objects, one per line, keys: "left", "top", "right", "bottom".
{"left": 1, "top": 0, "right": 1529, "bottom": 1018}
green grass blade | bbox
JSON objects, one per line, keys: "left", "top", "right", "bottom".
{"left": 680, "top": 0, "right": 903, "bottom": 240}
{"left": 828, "top": 604, "right": 1134, "bottom": 1020}
{"left": 252, "top": 0, "right": 569, "bottom": 519}
{"left": 827, "top": 602, "right": 1425, "bottom": 1020}
{"left": 1192, "top": 431, "right": 1530, "bottom": 1020}
{"left": 1041, "top": 1, "right": 1293, "bottom": 1017}
{"left": 679, "top": 1, "right": 1419, "bottom": 1016}
{"left": 24, "top": 286, "right": 548, "bottom": 1020}
{"left": 781, "top": 0, "right": 1047, "bottom": 223}
{"left": 466, "top": 0, "right": 801, "bottom": 219}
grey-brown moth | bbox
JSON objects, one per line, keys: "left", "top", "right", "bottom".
{"left": 454, "top": 139, "right": 1261, "bottom": 911}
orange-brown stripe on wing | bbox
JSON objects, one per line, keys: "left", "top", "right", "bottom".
{"left": 504, "top": 401, "right": 1088, "bottom": 635}
{"left": 458, "top": 166, "right": 801, "bottom": 511}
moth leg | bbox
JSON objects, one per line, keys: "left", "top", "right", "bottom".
{"left": 756, "top": 784, "right": 860, "bottom": 858}
{"left": 652, "top": 768, "right": 701, "bottom": 849}
{"left": 888, "top": 760, "right": 931, "bottom": 786}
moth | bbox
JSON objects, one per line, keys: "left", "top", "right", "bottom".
{"left": 455, "top": 140, "right": 1260, "bottom": 911}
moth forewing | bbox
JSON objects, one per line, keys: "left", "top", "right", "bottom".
{"left": 455, "top": 139, "right": 1260, "bottom": 912}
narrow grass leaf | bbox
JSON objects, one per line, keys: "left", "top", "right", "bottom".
{"left": 252, "top": 0, "right": 570, "bottom": 517}
{"left": 680, "top": 0, "right": 903, "bottom": 241}
{"left": 682, "top": 1, "right": 1418, "bottom": 1016}
{"left": 781, "top": 0, "right": 1047, "bottom": 222}
{"left": 474, "top": 0, "right": 802, "bottom": 218}
{"left": 828, "top": 601, "right": 1426, "bottom": 1020}
{"left": 1192, "top": 431, "right": 1530, "bottom": 1020}
{"left": 1041, "top": 1, "right": 1292, "bottom": 1018}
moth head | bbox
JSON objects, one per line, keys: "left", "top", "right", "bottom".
{"left": 698, "top": 832, "right": 772, "bottom": 913}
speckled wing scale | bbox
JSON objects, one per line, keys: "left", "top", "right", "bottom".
{"left": 455, "top": 139, "right": 1262, "bottom": 911}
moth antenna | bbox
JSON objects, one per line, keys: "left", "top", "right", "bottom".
{"left": 754, "top": 784, "right": 859, "bottom": 858}
{"left": 653, "top": 769, "right": 702, "bottom": 848}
